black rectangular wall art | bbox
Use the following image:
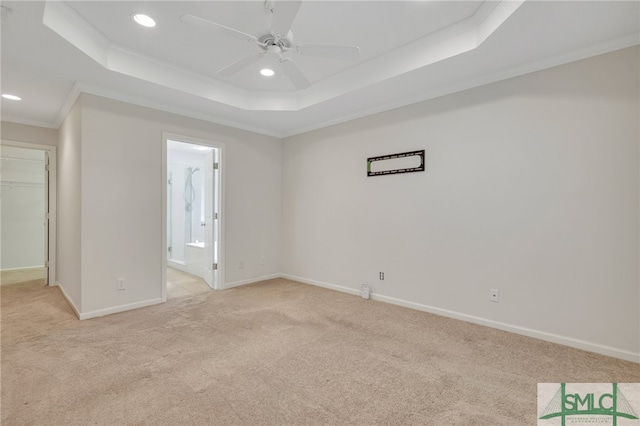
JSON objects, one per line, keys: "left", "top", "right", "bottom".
{"left": 367, "top": 150, "right": 425, "bottom": 177}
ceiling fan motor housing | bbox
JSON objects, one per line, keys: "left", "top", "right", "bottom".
{"left": 258, "top": 30, "right": 294, "bottom": 52}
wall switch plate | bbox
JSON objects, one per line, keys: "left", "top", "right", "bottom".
{"left": 117, "top": 279, "right": 125, "bottom": 291}
{"left": 260, "top": 257, "right": 265, "bottom": 265}
{"left": 362, "top": 283, "right": 370, "bottom": 300}
{"left": 489, "top": 289, "right": 499, "bottom": 303}
{"left": 239, "top": 261, "right": 244, "bottom": 269}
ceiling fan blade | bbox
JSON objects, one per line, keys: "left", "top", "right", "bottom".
{"left": 297, "top": 44, "right": 361, "bottom": 60}
{"left": 218, "top": 54, "right": 263, "bottom": 76}
{"left": 279, "top": 59, "right": 310, "bottom": 90}
{"left": 180, "top": 14, "right": 256, "bottom": 43}
{"left": 270, "top": 0, "right": 302, "bottom": 36}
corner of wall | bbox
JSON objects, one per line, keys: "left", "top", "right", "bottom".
{"left": 56, "top": 281, "right": 80, "bottom": 319}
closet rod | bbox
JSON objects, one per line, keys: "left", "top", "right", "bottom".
{"left": 0, "top": 181, "right": 45, "bottom": 188}
{"left": 0, "top": 156, "right": 44, "bottom": 163}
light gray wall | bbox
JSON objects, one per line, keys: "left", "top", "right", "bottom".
{"left": 57, "top": 98, "right": 83, "bottom": 310}
{"left": 281, "top": 46, "right": 639, "bottom": 361}
{"left": 79, "top": 94, "right": 282, "bottom": 315}
{"left": 1, "top": 121, "right": 58, "bottom": 146}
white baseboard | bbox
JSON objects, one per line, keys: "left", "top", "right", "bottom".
{"left": 54, "top": 271, "right": 639, "bottom": 362}
{"left": 280, "top": 274, "right": 361, "bottom": 297}
{"left": 79, "top": 298, "right": 163, "bottom": 320}
{"left": 223, "top": 273, "right": 282, "bottom": 290}
{"left": 57, "top": 281, "right": 81, "bottom": 319}
{"left": 0, "top": 266, "right": 44, "bottom": 272}
{"left": 280, "top": 274, "right": 640, "bottom": 363}
{"left": 373, "top": 293, "right": 640, "bottom": 363}
{"left": 56, "top": 281, "right": 163, "bottom": 320}
{"left": 167, "top": 260, "right": 188, "bottom": 272}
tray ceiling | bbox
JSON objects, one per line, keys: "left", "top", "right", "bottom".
{"left": 1, "top": 1, "right": 638, "bottom": 137}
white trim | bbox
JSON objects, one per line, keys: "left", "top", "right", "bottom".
{"left": 217, "top": 144, "right": 226, "bottom": 291}
{"left": 371, "top": 293, "right": 640, "bottom": 364}
{"left": 161, "top": 133, "right": 168, "bottom": 302}
{"left": 78, "top": 298, "right": 163, "bottom": 321}
{"left": 280, "top": 274, "right": 640, "bottom": 363}
{"left": 57, "top": 281, "right": 80, "bottom": 319}
{"left": 57, "top": 83, "right": 283, "bottom": 138}
{"left": 223, "top": 273, "right": 282, "bottom": 290}
{"left": 281, "top": 36, "right": 640, "bottom": 137}
{"left": 41, "top": 0, "right": 521, "bottom": 117}
{"left": 167, "top": 260, "right": 188, "bottom": 274}
{"left": 0, "top": 140, "right": 57, "bottom": 287}
{"left": 0, "top": 115, "right": 59, "bottom": 129}
{"left": 9, "top": 36, "right": 637, "bottom": 139}
{"left": 280, "top": 273, "right": 361, "bottom": 297}
{"left": 53, "top": 82, "right": 83, "bottom": 129}
{"left": 0, "top": 266, "right": 46, "bottom": 272}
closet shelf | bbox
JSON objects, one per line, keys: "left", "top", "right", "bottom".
{"left": 0, "top": 181, "right": 45, "bottom": 188}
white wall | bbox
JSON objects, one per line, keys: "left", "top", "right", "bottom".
{"left": 281, "top": 46, "right": 639, "bottom": 361}
{"left": 79, "top": 94, "right": 281, "bottom": 315}
{"left": 167, "top": 146, "right": 207, "bottom": 263}
{"left": 0, "top": 146, "right": 45, "bottom": 270}
{"left": 57, "top": 98, "right": 82, "bottom": 310}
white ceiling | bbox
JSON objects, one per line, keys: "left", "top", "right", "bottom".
{"left": 1, "top": 1, "right": 638, "bottom": 138}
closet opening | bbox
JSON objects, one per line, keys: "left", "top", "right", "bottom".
{"left": 0, "top": 141, "right": 56, "bottom": 288}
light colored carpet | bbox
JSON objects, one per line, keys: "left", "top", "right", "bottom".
{"left": 1, "top": 277, "right": 638, "bottom": 425}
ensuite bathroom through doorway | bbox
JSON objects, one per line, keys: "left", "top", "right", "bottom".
{"left": 166, "top": 139, "right": 221, "bottom": 298}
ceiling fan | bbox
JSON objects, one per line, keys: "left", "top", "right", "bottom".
{"left": 180, "top": 0, "right": 361, "bottom": 90}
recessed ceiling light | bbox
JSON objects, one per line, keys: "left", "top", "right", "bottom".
{"left": 260, "top": 68, "right": 275, "bottom": 77}
{"left": 132, "top": 13, "right": 156, "bottom": 28}
{"left": 2, "top": 94, "right": 21, "bottom": 101}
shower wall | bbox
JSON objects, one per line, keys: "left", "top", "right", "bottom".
{"left": 167, "top": 146, "right": 206, "bottom": 264}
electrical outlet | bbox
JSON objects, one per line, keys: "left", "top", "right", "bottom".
{"left": 260, "top": 257, "right": 265, "bottom": 265}
{"left": 117, "top": 278, "right": 125, "bottom": 291}
{"left": 239, "top": 261, "right": 244, "bottom": 269}
{"left": 362, "top": 283, "right": 370, "bottom": 300}
{"left": 489, "top": 289, "right": 499, "bottom": 303}
{"left": 379, "top": 272, "right": 384, "bottom": 280}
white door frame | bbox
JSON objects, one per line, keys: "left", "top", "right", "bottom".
{"left": 161, "top": 132, "right": 225, "bottom": 301}
{"left": 0, "top": 140, "right": 57, "bottom": 286}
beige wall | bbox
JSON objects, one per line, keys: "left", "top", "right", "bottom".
{"left": 57, "top": 98, "right": 83, "bottom": 310}
{"left": 74, "top": 94, "right": 282, "bottom": 316}
{"left": 282, "top": 46, "right": 639, "bottom": 361}
{"left": 1, "top": 121, "right": 58, "bottom": 146}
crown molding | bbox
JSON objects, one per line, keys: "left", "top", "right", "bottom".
{"left": 283, "top": 36, "right": 640, "bottom": 138}
{"left": 42, "top": 0, "right": 523, "bottom": 113}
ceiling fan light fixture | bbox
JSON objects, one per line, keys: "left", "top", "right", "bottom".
{"left": 2, "top": 93, "right": 21, "bottom": 101}
{"left": 260, "top": 68, "right": 275, "bottom": 77}
{"left": 132, "top": 13, "right": 156, "bottom": 28}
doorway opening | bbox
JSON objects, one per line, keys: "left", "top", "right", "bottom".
{"left": 0, "top": 141, "right": 56, "bottom": 287}
{"left": 162, "top": 135, "right": 223, "bottom": 300}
